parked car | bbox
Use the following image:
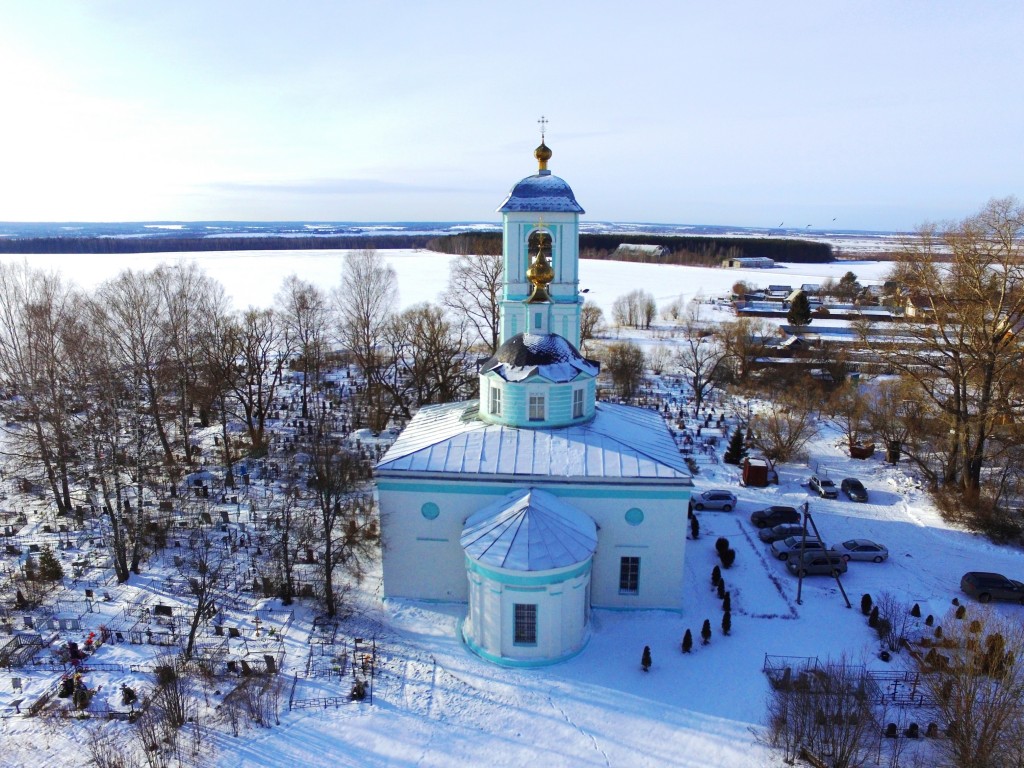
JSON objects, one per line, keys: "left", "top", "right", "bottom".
{"left": 786, "top": 552, "right": 848, "bottom": 577}
{"left": 759, "top": 522, "right": 807, "bottom": 543}
{"left": 809, "top": 475, "right": 838, "bottom": 499}
{"left": 960, "top": 572, "right": 1024, "bottom": 604}
{"left": 841, "top": 478, "right": 869, "bottom": 502}
{"left": 830, "top": 539, "right": 888, "bottom": 563}
{"left": 771, "top": 535, "right": 826, "bottom": 561}
{"left": 689, "top": 489, "right": 737, "bottom": 512}
{"left": 750, "top": 505, "right": 800, "bottom": 529}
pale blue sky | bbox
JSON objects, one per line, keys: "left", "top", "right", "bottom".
{"left": 2, "top": 1, "right": 1022, "bottom": 230}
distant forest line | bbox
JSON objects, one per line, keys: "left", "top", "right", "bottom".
{"left": 428, "top": 232, "right": 832, "bottom": 265}
{"left": 0, "top": 231, "right": 833, "bottom": 264}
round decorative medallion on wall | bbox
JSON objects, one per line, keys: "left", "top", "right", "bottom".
{"left": 625, "top": 507, "right": 644, "bottom": 526}
{"left": 421, "top": 502, "right": 440, "bottom": 520}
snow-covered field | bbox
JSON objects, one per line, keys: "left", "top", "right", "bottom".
{"left": 2, "top": 250, "right": 1021, "bottom": 768}
{"left": 0, "top": 248, "right": 892, "bottom": 319}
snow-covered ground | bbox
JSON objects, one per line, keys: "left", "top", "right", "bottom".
{"left": 1, "top": 251, "right": 1020, "bottom": 768}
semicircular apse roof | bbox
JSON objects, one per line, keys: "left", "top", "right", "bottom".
{"left": 460, "top": 488, "right": 597, "bottom": 572}
{"left": 497, "top": 173, "right": 585, "bottom": 214}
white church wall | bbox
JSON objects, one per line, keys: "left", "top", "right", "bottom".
{"left": 378, "top": 476, "right": 688, "bottom": 611}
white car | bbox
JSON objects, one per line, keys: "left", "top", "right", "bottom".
{"left": 689, "top": 489, "right": 738, "bottom": 512}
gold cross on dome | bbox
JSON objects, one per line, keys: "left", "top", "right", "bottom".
{"left": 537, "top": 115, "right": 548, "bottom": 141}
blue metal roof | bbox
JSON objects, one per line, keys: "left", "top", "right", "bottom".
{"left": 375, "top": 401, "right": 692, "bottom": 482}
{"left": 460, "top": 488, "right": 597, "bottom": 572}
{"left": 497, "top": 172, "right": 585, "bottom": 214}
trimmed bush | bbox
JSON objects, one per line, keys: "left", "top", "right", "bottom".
{"left": 715, "top": 537, "right": 730, "bottom": 556}
{"left": 722, "top": 611, "right": 732, "bottom": 636}
{"left": 721, "top": 548, "right": 736, "bottom": 568}
{"left": 861, "top": 593, "right": 873, "bottom": 616}
{"left": 711, "top": 565, "right": 721, "bottom": 587}
{"left": 911, "top": 603, "right": 921, "bottom": 618}
{"left": 701, "top": 619, "right": 712, "bottom": 645}
{"left": 868, "top": 606, "right": 880, "bottom": 628}
{"left": 717, "top": 580, "right": 726, "bottom": 600}
{"left": 955, "top": 605, "right": 967, "bottom": 620}
{"left": 722, "top": 592, "right": 731, "bottom": 613}
{"left": 682, "top": 629, "right": 693, "bottom": 653}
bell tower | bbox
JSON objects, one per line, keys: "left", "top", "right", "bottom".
{"left": 496, "top": 120, "right": 584, "bottom": 348}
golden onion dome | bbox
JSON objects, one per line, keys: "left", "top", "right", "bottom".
{"left": 525, "top": 238, "right": 554, "bottom": 303}
{"left": 534, "top": 141, "right": 552, "bottom": 172}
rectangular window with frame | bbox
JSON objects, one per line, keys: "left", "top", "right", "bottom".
{"left": 489, "top": 385, "right": 502, "bottom": 416}
{"left": 529, "top": 393, "right": 545, "bottom": 421}
{"left": 514, "top": 603, "right": 537, "bottom": 645}
{"left": 572, "top": 387, "right": 585, "bottom": 418}
{"left": 619, "top": 556, "right": 640, "bottom": 595}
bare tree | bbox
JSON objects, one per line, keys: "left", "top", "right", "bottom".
{"left": 579, "top": 300, "right": 605, "bottom": 354}
{"left": 178, "top": 531, "right": 230, "bottom": 660}
{"left": 748, "top": 393, "right": 818, "bottom": 463}
{"left": 600, "top": 341, "right": 646, "bottom": 399}
{"left": 863, "top": 198, "right": 1024, "bottom": 505}
{"left": 94, "top": 270, "right": 178, "bottom": 474}
{"left": 152, "top": 262, "right": 230, "bottom": 468}
{"left": 305, "top": 410, "right": 379, "bottom": 617}
{"left": 442, "top": 251, "right": 503, "bottom": 352}
{"left": 675, "top": 304, "right": 728, "bottom": 415}
{"left": 193, "top": 309, "right": 244, "bottom": 486}
{"left": 0, "top": 262, "right": 81, "bottom": 515}
{"left": 763, "top": 657, "right": 876, "bottom": 768}
{"left": 612, "top": 289, "right": 656, "bottom": 329}
{"left": 919, "top": 607, "right": 1024, "bottom": 768}
{"left": 335, "top": 249, "right": 398, "bottom": 432}
{"left": 382, "top": 302, "right": 475, "bottom": 413}
{"left": 231, "top": 307, "right": 290, "bottom": 456}
{"left": 827, "top": 381, "right": 870, "bottom": 450}
{"left": 261, "top": 483, "right": 310, "bottom": 606}
{"left": 276, "top": 275, "right": 330, "bottom": 419}
{"left": 70, "top": 300, "right": 163, "bottom": 582}
{"left": 719, "top": 316, "right": 773, "bottom": 384}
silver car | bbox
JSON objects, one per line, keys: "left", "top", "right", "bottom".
{"left": 787, "top": 552, "right": 848, "bottom": 577}
{"left": 830, "top": 539, "right": 888, "bottom": 563}
{"left": 771, "top": 535, "right": 826, "bottom": 561}
{"left": 689, "top": 489, "right": 738, "bottom": 512}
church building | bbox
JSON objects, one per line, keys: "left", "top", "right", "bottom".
{"left": 376, "top": 135, "right": 693, "bottom": 666}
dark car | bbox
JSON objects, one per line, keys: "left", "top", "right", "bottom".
{"left": 809, "top": 475, "right": 838, "bottom": 499}
{"left": 759, "top": 523, "right": 807, "bottom": 543}
{"left": 961, "top": 572, "right": 1024, "bottom": 604}
{"left": 750, "top": 505, "right": 801, "bottom": 529}
{"left": 841, "top": 478, "right": 869, "bottom": 502}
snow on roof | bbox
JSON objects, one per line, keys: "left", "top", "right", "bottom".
{"left": 460, "top": 488, "right": 598, "bottom": 572}
{"left": 497, "top": 173, "right": 585, "bottom": 214}
{"left": 480, "top": 333, "right": 599, "bottom": 383}
{"left": 376, "top": 400, "right": 691, "bottom": 483}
